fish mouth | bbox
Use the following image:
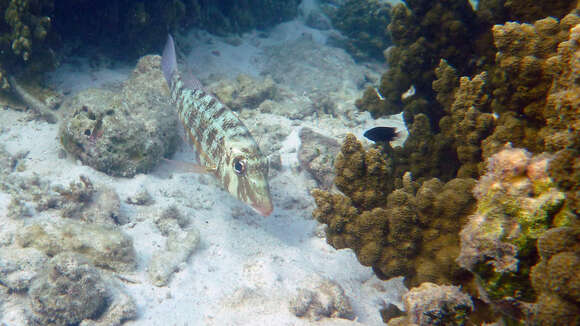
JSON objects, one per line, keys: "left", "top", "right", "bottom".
{"left": 252, "top": 201, "right": 273, "bottom": 217}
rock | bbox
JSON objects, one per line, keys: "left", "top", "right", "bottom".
{"left": 28, "top": 253, "right": 108, "bottom": 326}
{"left": 212, "top": 74, "right": 278, "bottom": 111}
{"left": 59, "top": 55, "right": 179, "bottom": 177}
{"left": 79, "top": 278, "right": 137, "bottom": 326}
{"left": 0, "top": 247, "right": 47, "bottom": 291}
{"left": 16, "top": 220, "right": 136, "bottom": 272}
{"left": 402, "top": 282, "right": 473, "bottom": 326}
{"left": 289, "top": 278, "right": 354, "bottom": 321}
{"left": 380, "top": 303, "right": 404, "bottom": 323}
{"left": 305, "top": 11, "right": 332, "bottom": 30}
{"left": 298, "top": 127, "right": 341, "bottom": 190}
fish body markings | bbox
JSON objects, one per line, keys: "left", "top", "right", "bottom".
{"left": 162, "top": 35, "right": 273, "bottom": 216}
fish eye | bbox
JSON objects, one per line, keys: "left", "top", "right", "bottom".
{"left": 233, "top": 157, "right": 246, "bottom": 175}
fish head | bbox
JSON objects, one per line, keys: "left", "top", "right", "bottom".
{"left": 222, "top": 146, "right": 273, "bottom": 216}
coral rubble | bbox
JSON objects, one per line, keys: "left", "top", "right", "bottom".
{"left": 148, "top": 206, "right": 200, "bottom": 287}
{"left": 17, "top": 220, "right": 136, "bottom": 273}
{"left": 289, "top": 278, "right": 354, "bottom": 321}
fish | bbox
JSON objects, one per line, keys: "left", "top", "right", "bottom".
{"left": 161, "top": 34, "right": 273, "bottom": 216}
{"left": 363, "top": 127, "right": 400, "bottom": 142}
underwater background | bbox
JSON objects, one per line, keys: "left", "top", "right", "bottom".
{"left": 0, "top": 0, "right": 578, "bottom": 325}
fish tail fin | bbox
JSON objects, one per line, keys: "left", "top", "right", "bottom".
{"left": 162, "top": 34, "right": 177, "bottom": 88}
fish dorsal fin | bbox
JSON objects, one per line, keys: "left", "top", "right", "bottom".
{"left": 182, "top": 65, "right": 204, "bottom": 91}
{"left": 161, "top": 35, "right": 177, "bottom": 87}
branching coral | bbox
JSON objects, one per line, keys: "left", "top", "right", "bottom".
{"left": 332, "top": 134, "right": 394, "bottom": 210}
{"left": 312, "top": 134, "right": 476, "bottom": 288}
{"left": 320, "top": 3, "right": 580, "bottom": 325}
{"left": 1, "top": 0, "right": 53, "bottom": 63}
{"left": 528, "top": 227, "right": 580, "bottom": 325}
{"left": 543, "top": 23, "right": 580, "bottom": 214}
{"left": 481, "top": 14, "right": 579, "bottom": 158}
{"left": 435, "top": 60, "right": 495, "bottom": 178}
{"left": 324, "top": 0, "right": 392, "bottom": 61}
{"left": 503, "top": 0, "right": 578, "bottom": 23}
{"left": 392, "top": 113, "right": 459, "bottom": 183}
{"left": 356, "top": 0, "right": 487, "bottom": 126}
{"left": 51, "top": 0, "right": 300, "bottom": 59}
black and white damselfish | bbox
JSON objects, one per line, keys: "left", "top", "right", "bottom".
{"left": 161, "top": 35, "right": 273, "bottom": 216}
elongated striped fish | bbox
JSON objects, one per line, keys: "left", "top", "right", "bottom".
{"left": 161, "top": 35, "right": 273, "bottom": 216}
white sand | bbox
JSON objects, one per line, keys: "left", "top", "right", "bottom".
{"left": 1, "top": 15, "right": 407, "bottom": 326}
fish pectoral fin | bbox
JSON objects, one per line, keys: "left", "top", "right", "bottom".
{"left": 161, "top": 158, "right": 212, "bottom": 174}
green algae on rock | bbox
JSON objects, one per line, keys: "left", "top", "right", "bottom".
{"left": 457, "top": 147, "right": 570, "bottom": 303}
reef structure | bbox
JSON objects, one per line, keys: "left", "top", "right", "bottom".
{"left": 314, "top": 2, "right": 580, "bottom": 324}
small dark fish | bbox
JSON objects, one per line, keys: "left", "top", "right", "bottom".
{"left": 363, "top": 127, "right": 400, "bottom": 142}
